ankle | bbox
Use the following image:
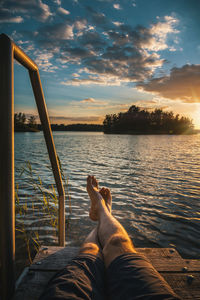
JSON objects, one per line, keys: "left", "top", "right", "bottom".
{"left": 98, "top": 200, "right": 110, "bottom": 218}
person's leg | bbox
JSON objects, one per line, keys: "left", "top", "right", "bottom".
{"left": 40, "top": 185, "right": 114, "bottom": 300}
{"left": 40, "top": 226, "right": 106, "bottom": 300}
{"left": 87, "top": 175, "right": 180, "bottom": 299}
{"left": 40, "top": 192, "right": 114, "bottom": 300}
{"left": 80, "top": 184, "right": 112, "bottom": 258}
{"left": 79, "top": 226, "right": 102, "bottom": 258}
{"left": 87, "top": 175, "right": 136, "bottom": 267}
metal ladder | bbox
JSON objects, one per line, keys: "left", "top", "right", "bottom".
{"left": 0, "top": 33, "right": 66, "bottom": 300}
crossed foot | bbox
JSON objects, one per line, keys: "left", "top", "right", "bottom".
{"left": 87, "top": 175, "right": 112, "bottom": 221}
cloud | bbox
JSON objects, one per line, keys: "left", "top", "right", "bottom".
{"left": 37, "top": 0, "right": 52, "bottom": 21}
{"left": 133, "top": 99, "right": 170, "bottom": 111}
{"left": 0, "top": 7, "right": 23, "bottom": 23}
{"left": 79, "top": 31, "right": 106, "bottom": 50}
{"left": 57, "top": 7, "right": 70, "bottom": 16}
{"left": 59, "top": 47, "right": 95, "bottom": 65}
{"left": 79, "top": 98, "right": 108, "bottom": 107}
{"left": 100, "top": 103, "right": 130, "bottom": 110}
{"left": 57, "top": 13, "right": 178, "bottom": 85}
{"left": 82, "top": 48, "right": 164, "bottom": 82}
{"left": 141, "top": 15, "right": 179, "bottom": 51}
{"left": 136, "top": 100, "right": 159, "bottom": 105}
{"left": 34, "top": 50, "right": 58, "bottom": 72}
{"left": 61, "top": 74, "right": 130, "bottom": 86}
{"left": 1, "top": 0, "right": 52, "bottom": 22}
{"left": 74, "top": 19, "right": 87, "bottom": 30}
{"left": 8, "top": 6, "right": 179, "bottom": 86}
{"left": 113, "top": 4, "right": 122, "bottom": 10}
{"left": 86, "top": 6, "right": 108, "bottom": 27}
{"left": 81, "top": 98, "right": 96, "bottom": 103}
{"left": 38, "top": 22, "right": 74, "bottom": 45}
{"left": 112, "top": 21, "right": 123, "bottom": 26}
{"left": 0, "top": 13, "right": 23, "bottom": 23}
{"left": 138, "top": 64, "right": 200, "bottom": 103}
{"left": 72, "top": 73, "right": 80, "bottom": 77}
{"left": 121, "top": 15, "right": 179, "bottom": 52}
{"left": 49, "top": 115, "right": 102, "bottom": 123}
{"left": 54, "top": 0, "right": 61, "bottom": 5}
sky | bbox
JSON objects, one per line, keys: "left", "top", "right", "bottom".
{"left": 1, "top": 0, "right": 200, "bottom": 128}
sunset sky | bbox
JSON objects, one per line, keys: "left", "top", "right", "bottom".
{"left": 1, "top": 0, "right": 200, "bottom": 128}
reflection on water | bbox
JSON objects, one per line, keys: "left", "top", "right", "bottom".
{"left": 15, "top": 132, "right": 200, "bottom": 259}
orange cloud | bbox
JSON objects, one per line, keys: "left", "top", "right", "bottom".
{"left": 138, "top": 64, "right": 200, "bottom": 103}
{"left": 80, "top": 98, "right": 96, "bottom": 103}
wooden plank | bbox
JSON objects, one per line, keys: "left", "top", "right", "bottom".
{"left": 34, "top": 246, "right": 182, "bottom": 261}
{"left": 139, "top": 247, "right": 182, "bottom": 259}
{"left": 139, "top": 248, "right": 185, "bottom": 272}
{"left": 140, "top": 249, "right": 200, "bottom": 272}
{"left": 182, "top": 259, "right": 200, "bottom": 272}
{"left": 14, "top": 270, "right": 200, "bottom": 300}
{"left": 14, "top": 247, "right": 200, "bottom": 300}
{"left": 14, "top": 269, "right": 56, "bottom": 300}
{"left": 31, "top": 246, "right": 192, "bottom": 272}
{"left": 162, "top": 273, "right": 200, "bottom": 300}
{"left": 30, "top": 246, "right": 79, "bottom": 271}
{"left": 33, "top": 246, "right": 66, "bottom": 263}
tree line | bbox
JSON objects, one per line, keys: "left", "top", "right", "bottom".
{"left": 103, "top": 105, "right": 194, "bottom": 134}
{"left": 14, "top": 112, "right": 103, "bottom": 132}
{"left": 48, "top": 123, "right": 103, "bottom": 132}
{"left": 14, "top": 113, "right": 38, "bottom": 132}
{"left": 15, "top": 108, "right": 194, "bottom": 134}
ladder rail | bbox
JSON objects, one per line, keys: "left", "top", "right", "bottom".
{"left": 0, "top": 33, "right": 65, "bottom": 300}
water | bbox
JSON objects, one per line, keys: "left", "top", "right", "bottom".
{"left": 15, "top": 132, "right": 200, "bottom": 259}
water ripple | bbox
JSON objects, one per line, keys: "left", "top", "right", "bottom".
{"left": 15, "top": 132, "right": 200, "bottom": 259}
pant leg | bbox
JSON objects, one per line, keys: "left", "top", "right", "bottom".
{"left": 106, "top": 253, "right": 181, "bottom": 300}
{"left": 40, "top": 254, "right": 106, "bottom": 300}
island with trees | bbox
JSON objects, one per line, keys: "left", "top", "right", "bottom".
{"left": 103, "top": 105, "right": 195, "bottom": 134}
{"left": 15, "top": 106, "right": 197, "bottom": 134}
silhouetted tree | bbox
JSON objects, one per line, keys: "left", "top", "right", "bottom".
{"left": 103, "top": 105, "right": 194, "bottom": 134}
{"left": 103, "top": 115, "right": 112, "bottom": 132}
{"left": 49, "top": 123, "right": 103, "bottom": 132}
{"left": 14, "top": 113, "right": 39, "bottom": 131}
{"left": 14, "top": 112, "right": 26, "bottom": 128}
{"left": 28, "top": 116, "right": 37, "bottom": 128}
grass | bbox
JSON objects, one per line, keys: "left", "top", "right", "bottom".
{"left": 15, "top": 159, "right": 71, "bottom": 266}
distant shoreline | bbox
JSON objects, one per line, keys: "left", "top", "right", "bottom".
{"left": 15, "top": 127, "right": 40, "bottom": 132}
{"left": 14, "top": 129, "right": 200, "bottom": 134}
{"left": 103, "top": 129, "right": 199, "bottom": 135}
{"left": 14, "top": 122, "right": 200, "bottom": 134}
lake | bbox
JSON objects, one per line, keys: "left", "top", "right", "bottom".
{"left": 15, "top": 132, "right": 200, "bottom": 260}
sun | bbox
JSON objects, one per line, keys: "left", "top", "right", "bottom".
{"left": 192, "top": 105, "right": 200, "bottom": 129}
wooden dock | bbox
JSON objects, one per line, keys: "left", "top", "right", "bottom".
{"left": 14, "top": 247, "right": 200, "bottom": 299}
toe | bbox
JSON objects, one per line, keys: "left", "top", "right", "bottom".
{"left": 87, "top": 175, "right": 93, "bottom": 190}
{"left": 87, "top": 175, "right": 92, "bottom": 182}
{"left": 106, "top": 188, "right": 111, "bottom": 198}
{"left": 99, "top": 187, "right": 106, "bottom": 198}
{"left": 92, "top": 176, "right": 99, "bottom": 189}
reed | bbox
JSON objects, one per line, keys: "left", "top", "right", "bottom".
{"left": 15, "top": 159, "right": 71, "bottom": 265}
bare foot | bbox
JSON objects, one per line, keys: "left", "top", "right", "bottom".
{"left": 99, "top": 187, "right": 112, "bottom": 213}
{"left": 87, "top": 175, "right": 104, "bottom": 221}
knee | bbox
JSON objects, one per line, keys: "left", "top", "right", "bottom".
{"left": 108, "top": 234, "right": 130, "bottom": 247}
{"left": 103, "top": 234, "right": 134, "bottom": 256}
{"left": 102, "top": 234, "right": 135, "bottom": 267}
{"left": 80, "top": 242, "right": 100, "bottom": 256}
